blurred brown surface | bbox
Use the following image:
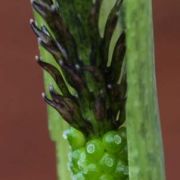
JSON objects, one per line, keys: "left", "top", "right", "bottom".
{"left": 0, "top": 1, "right": 56, "bottom": 180}
{"left": 0, "top": 0, "right": 179, "bottom": 180}
{"left": 154, "top": 0, "right": 180, "bottom": 179}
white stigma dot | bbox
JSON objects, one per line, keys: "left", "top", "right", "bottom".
{"left": 35, "top": 55, "right": 39, "bottom": 61}
{"left": 114, "top": 135, "right": 122, "bottom": 145}
{"left": 105, "top": 157, "right": 114, "bottom": 167}
{"left": 87, "top": 144, "right": 95, "bottom": 154}
{"left": 75, "top": 64, "right": 80, "bottom": 70}
{"left": 41, "top": 92, "right": 45, "bottom": 98}
{"left": 59, "top": 60, "right": 64, "bottom": 65}
{"left": 29, "top": 18, "right": 34, "bottom": 24}
{"left": 107, "top": 84, "right": 112, "bottom": 89}
{"left": 63, "top": 130, "right": 68, "bottom": 139}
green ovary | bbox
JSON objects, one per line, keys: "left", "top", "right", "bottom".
{"left": 66, "top": 127, "right": 128, "bottom": 180}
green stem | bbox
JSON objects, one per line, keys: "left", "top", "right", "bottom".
{"left": 125, "top": 0, "right": 165, "bottom": 179}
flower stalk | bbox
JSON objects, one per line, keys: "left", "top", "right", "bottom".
{"left": 30, "top": 0, "right": 165, "bottom": 179}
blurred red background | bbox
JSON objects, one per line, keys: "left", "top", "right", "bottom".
{"left": 0, "top": 1, "right": 179, "bottom": 179}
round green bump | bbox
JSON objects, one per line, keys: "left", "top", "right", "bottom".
{"left": 83, "top": 163, "right": 101, "bottom": 180}
{"left": 73, "top": 172, "right": 85, "bottom": 180}
{"left": 103, "top": 130, "right": 125, "bottom": 153}
{"left": 71, "top": 148, "right": 86, "bottom": 172}
{"left": 86, "top": 138, "right": 104, "bottom": 161}
{"left": 100, "top": 174, "right": 114, "bottom": 180}
{"left": 114, "top": 134, "right": 122, "bottom": 144}
{"left": 119, "top": 127, "right": 128, "bottom": 162}
{"left": 77, "top": 149, "right": 87, "bottom": 170}
{"left": 114, "top": 160, "right": 129, "bottom": 179}
{"left": 65, "top": 127, "right": 86, "bottom": 150}
{"left": 119, "top": 145, "right": 128, "bottom": 163}
{"left": 100, "top": 153, "right": 117, "bottom": 173}
{"left": 119, "top": 127, "right": 127, "bottom": 139}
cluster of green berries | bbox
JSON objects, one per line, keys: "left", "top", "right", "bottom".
{"left": 64, "top": 127, "right": 128, "bottom": 180}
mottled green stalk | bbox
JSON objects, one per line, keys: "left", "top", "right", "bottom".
{"left": 125, "top": 0, "right": 165, "bottom": 180}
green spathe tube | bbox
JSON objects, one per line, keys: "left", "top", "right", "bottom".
{"left": 125, "top": 0, "right": 165, "bottom": 179}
